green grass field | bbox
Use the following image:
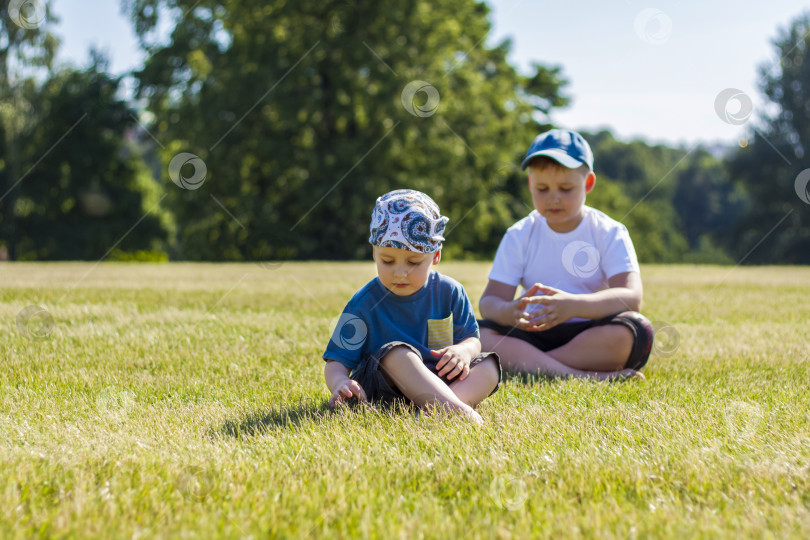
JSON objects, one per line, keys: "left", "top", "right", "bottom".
{"left": 2, "top": 262, "right": 809, "bottom": 539}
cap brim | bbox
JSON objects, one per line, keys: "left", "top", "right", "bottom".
{"left": 521, "top": 149, "right": 584, "bottom": 170}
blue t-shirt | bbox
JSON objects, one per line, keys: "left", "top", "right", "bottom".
{"left": 323, "top": 270, "right": 480, "bottom": 372}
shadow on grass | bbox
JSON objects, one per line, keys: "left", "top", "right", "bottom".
{"left": 219, "top": 402, "right": 332, "bottom": 437}
{"left": 218, "top": 399, "right": 388, "bottom": 438}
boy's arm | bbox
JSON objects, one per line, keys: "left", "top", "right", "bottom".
{"left": 479, "top": 279, "right": 539, "bottom": 327}
{"left": 324, "top": 360, "right": 367, "bottom": 407}
{"left": 525, "top": 271, "right": 643, "bottom": 330}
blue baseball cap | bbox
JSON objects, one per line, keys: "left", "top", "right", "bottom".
{"left": 520, "top": 129, "right": 594, "bottom": 171}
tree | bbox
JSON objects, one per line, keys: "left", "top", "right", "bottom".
{"left": 0, "top": 0, "right": 59, "bottom": 260}
{"left": 727, "top": 12, "right": 810, "bottom": 264}
{"left": 13, "top": 58, "right": 169, "bottom": 260}
{"left": 673, "top": 148, "right": 745, "bottom": 251}
{"left": 124, "top": 0, "right": 569, "bottom": 260}
{"left": 585, "top": 174, "right": 688, "bottom": 264}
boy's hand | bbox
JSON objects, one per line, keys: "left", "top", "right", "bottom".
{"left": 522, "top": 284, "right": 576, "bottom": 331}
{"left": 431, "top": 345, "right": 474, "bottom": 381}
{"left": 329, "top": 380, "right": 368, "bottom": 407}
{"left": 510, "top": 283, "right": 544, "bottom": 327}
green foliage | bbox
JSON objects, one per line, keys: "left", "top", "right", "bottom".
{"left": 125, "top": 0, "right": 567, "bottom": 261}
{"left": 0, "top": 0, "right": 60, "bottom": 260}
{"left": 107, "top": 249, "right": 169, "bottom": 262}
{"left": 3, "top": 1, "right": 805, "bottom": 265}
{"left": 585, "top": 176, "right": 688, "bottom": 264}
{"left": 9, "top": 60, "right": 168, "bottom": 260}
{"left": 0, "top": 4, "right": 168, "bottom": 262}
{"left": 681, "top": 235, "right": 736, "bottom": 265}
{"left": 726, "top": 11, "right": 810, "bottom": 264}
{"left": 673, "top": 148, "right": 745, "bottom": 250}
{"left": 585, "top": 130, "right": 686, "bottom": 202}
{"left": 582, "top": 130, "right": 749, "bottom": 264}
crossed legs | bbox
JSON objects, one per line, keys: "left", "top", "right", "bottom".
{"left": 479, "top": 325, "right": 642, "bottom": 380}
{"left": 378, "top": 345, "right": 499, "bottom": 422}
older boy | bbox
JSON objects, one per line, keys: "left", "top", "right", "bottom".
{"left": 479, "top": 129, "right": 654, "bottom": 380}
{"left": 324, "top": 189, "right": 501, "bottom": 423}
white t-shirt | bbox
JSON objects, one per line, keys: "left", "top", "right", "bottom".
{"left": 489, "top": 206, "right": 640, "bottom": 306}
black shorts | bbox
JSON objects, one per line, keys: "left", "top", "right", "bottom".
{"left": 478, "top": 311, "right": 654, "bottom": 371}
{"left": 351, "top": 341, "right": 502, "bottom": 404}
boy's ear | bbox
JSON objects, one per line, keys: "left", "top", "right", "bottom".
{"left": 432, "top": 251, "right": 442, "bottom": 265}
{"left": 585, "top": 172, "right": 596, "bottom": 194}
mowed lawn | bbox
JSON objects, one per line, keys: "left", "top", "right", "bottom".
{"left": 2, "top": 262, "right": 809, "bottom": 539}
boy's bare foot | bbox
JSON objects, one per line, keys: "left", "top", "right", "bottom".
{"left": 605, "top": 368, "right": 645, "bottom": 382}
{"left": 417, "top": 403, "right": 484, "bottom": 424}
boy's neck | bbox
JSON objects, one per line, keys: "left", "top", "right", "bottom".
{"left": 544, "top": 206, "right": 587, "bottom": 233}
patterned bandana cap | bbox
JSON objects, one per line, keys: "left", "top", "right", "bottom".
{"left": 369, "top": 190, "right": 449, "bottom": 253}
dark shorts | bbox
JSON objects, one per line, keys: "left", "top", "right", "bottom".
{"left": 478, "top": 311, "right": 654, "bottom": 371}
{"left": 351, "top": 341, "right": 502, "bottom": 404}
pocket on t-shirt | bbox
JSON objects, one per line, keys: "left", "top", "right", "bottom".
{"left": 427, "top": 314, "right": 454, "bottom": 350}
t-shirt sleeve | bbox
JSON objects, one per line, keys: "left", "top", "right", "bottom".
{"left": 488, "top": 227, "right": 525, "bottom": 287}
{"left": 600, "top": 223, "right": 641, "bottom": 279}
{"left": 452, "top": 283, "right": 480, "bottom": 342}
{"left": 322, "top": 305, "right": 368, "bottom": 372}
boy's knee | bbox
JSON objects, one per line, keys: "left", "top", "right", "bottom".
{"left": 380, "top": 345, "right": 419, "bottom": 364}
{"left": 613, "top": 325, "right": 635, "bottom": 357}
{"left": 377, "top": 345, "right": 422, "bottom": 388}
{"left": 585, "top": 325, "right": 634, "bottom": 370}
{"left": 605, "top": 311, "right": 654, "bottom": 370}
{"left": 379, "top": 345, "right": 422, "bottom": 375}
{"left": 469, "top": 356, "right": 500, "bottom": 394}
{"left": 481, "top": 357, "right": 500, "bottom": 387}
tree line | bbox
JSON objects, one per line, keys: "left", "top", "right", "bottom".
{"left": 1, "top": 1, "right": 808, "bottom": 264}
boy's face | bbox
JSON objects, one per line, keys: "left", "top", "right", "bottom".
{"left": 527, "top": 163, "right": 595, "bottom": 233}
{"left": 373, "top": 245, "right": 441, "bottom": 296}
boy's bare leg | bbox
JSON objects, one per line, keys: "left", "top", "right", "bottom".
{"left": 379, "top": 346, "right": 483, "bottom": 422}
{"left": 545, "top": 325, "right": 633, "bottom": 371}
{"left": 448, "top": 357, "right": 500, "bottom": 407}
{"left": 480, "top": 328, "right": 640, "bottom": 380}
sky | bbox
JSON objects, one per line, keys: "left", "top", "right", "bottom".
{"left": 49, "top": 0, "right": 810, "bottom": 147}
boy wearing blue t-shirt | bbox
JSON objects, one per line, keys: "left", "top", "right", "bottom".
{"left": 324, "top": 190, "right": 501, "bottom": 423}
{"left": 479, "top": 129, "right": 654, "bottom": 380}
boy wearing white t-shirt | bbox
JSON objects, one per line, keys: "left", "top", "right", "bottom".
{"left": 479, "top": 129, "right": 654, "bottom": 380}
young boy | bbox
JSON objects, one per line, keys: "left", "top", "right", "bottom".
{"left": 479, "top": 129, "right": 654, "bottom": 380}
{"left": 323, "top": 189, "right": 501, "bottom": 423}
